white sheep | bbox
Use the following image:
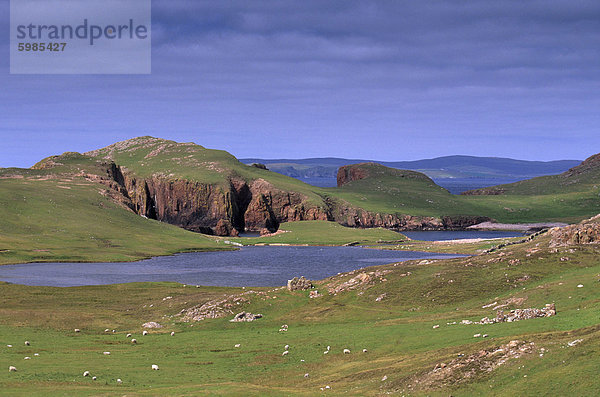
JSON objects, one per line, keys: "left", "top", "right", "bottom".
{"left": 131, "top": 339, "right": 137, "bottom": 344}
{"left": 304, "top": 373, "right": 309, "bottom": 378}
{"left": 126, "top": 333, "right": 132, "bottom": 338}
{"left": 323, "top": 351, "right": 329, "bottom": 355}
{"left": 83, "top": 371, "right": 90, "bottom": 377}
{"left": 151, "top": 364, "right": 159, "bottom": 370}
{"left": 105, "top": 329, "right": 110, "bottom": 333}
{"left": 8, "top": 366, "right": 16, "bottom": 372}
{"left": 362, "top": 349, "right": 368, "bottom": 353}
{"left": 326, "top": 345, "right": 330, "bottom": 351}
{"left": 282, "top": 350, "right": 289, "bottom": 356}
{"left": 284, "top": 344, "right": 289, "bottom": 350}
{"left": 24, "top": 357, "right": 31, "bottom": 360}
{"left": 143, "top": 331, "right": 148, "bottom": 336}
{"left": 117, "top": 378, "right": 122, "bottom": 384}
{"left": 343, "top": 349, "right": 351, "bottom": 354}
{"left": 24, "top": 341, "right": 30, "bottom": 346}
{"left": 74, "top": 329, "right": 81, "bottom": 333}
{"left": 170, "top": 331, "right": 175, "bottom": 336}
{"left": 103, "top": 351, "right": 111, "bottom": 355}
{"left": 92, "top": 376, "right": 97, "bottom": 381}
{"left": 234, "top": 344, "right": 241, "bottom": 348}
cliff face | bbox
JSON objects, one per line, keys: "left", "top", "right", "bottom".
{"left": 86, "top": 161, "right": 490, "bottom": 235}
{"left": 89, "top": 163, "right": 331, "bottom": 236}
{"left": 330, "top": 203, "right": 489, "bottom": 231}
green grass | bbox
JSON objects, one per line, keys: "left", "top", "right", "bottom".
{"left": 1, "top": 233, "right": 600, "bottom": 395}
{"left": 227, "top": 221, "right": 406, "bottom": 246}
{"left": 0, "top": 177, "right": 226, "bottom": 265}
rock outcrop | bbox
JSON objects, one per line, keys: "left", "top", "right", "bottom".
{"left": 229, "top": 312, "right": 262, "bottom": 322}
{"left": 549, "top": 214, "right": 600, "bottom": 247}
{"left": 287, "top": 276, "right": 313, "bottom": 291}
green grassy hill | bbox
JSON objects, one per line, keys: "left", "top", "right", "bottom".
{"left": 0, "top": 173, "right": 226, "bottom": 265}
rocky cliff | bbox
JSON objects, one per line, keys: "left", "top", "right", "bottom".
{"left": 549, "top": 214, "right": 600, "bottom": 247}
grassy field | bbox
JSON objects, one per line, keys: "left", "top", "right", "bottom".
{"left": 227, "top": 221, "right": 406, "bottom": 246}
{"left": 1, "top": 229, "right": 600, "bottom": 395}
{"left": 0, "top": 177, "right": 226, "bottom": 265}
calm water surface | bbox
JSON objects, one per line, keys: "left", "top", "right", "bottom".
{"left": 0, "top": 246, "right": 462, "bottom": 287}
{"left": 402, "top": 230, "right": 524, "bottom": 241}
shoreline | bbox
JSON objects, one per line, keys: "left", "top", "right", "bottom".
{"left": 467, "top": 221, "right": 568, "bottom": 231}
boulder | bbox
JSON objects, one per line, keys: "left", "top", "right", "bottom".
{"left": 287, "top": 276, "right": 313, "bottom": 291}
{"left": 229, "top": 312, "right": 263, "bottom": 322}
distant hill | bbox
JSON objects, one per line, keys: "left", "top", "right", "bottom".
{"left": 463, "top": 153, "right": 600, "bottom": 196}
{"left": 240, "top": 155, "right": 581, "bottom": 193}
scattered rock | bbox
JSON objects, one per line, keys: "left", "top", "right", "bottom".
{"left": 287, "top": 276, "right": 313, "bottom": 291}
{"left": 180, "top": 295, "right": 250, "bottom": 322}
{"left": 381, "top": 375, "right": 388, "bottom": 381}
{"left": 567, "top": 339, "right": 583, "bottom": 347}
{"left": 142, "top": 322, "right": 163, "bottom": 329}
{"left": 415, "top": 340, "right": 535, "bottom": 391}
{"left": 229, "top": 312, "right": 263, "bottom": 322}
{"left": 309, "top": 290, "right": 322, "bottom": 298}
{"left": 375, "top": 293, "right": 387, "bottom": 302}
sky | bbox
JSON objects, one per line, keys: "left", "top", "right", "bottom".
{"left": 1, "top": 0, "right": 599, "bottom": 168}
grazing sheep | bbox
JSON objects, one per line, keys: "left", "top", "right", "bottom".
{"left": 142, "top": 331, "right": 148, "bottom": 336}
{"left": 131, "top": 339, "right": 137, "bottom": 344}
{"left": 326, "top": 346, "right": 330, "bottom": 351}
{"left": 282, "top": 351, "right": 289, "bottom": 356}
{"left": 116, "top": 378, "right": 122, "bottom": 384}
{"left": 151, "top": 364, "right": 159, "bottom": 370}
{"left": 126, "top": 333, "right": 132, "bottom": 338}
{"left": 7, "top": 345, "right": 12, "bottom": 348}
{"left": 304, "top": 373, "right": 309, "bottom": 378}
{"left": 343, "top": 349, "right": 351, "bottom": 354}
{"left": 234, "top": 344, "right": 241, "bottom": 348}
{"left": 92, "top": 376, "right": 97, "bottom": 381}
{"left": 24, "top": 341, "right": 30, "bottom": 346}
{"left": 74, "top": 329, "right": 81, "bottom": 333}
{"left": 8, "top": 366, "right": 16, "bottom": 372}
{"left": 83, "top": 371, "right": 90, "bottom": 377}
{"left": 24, "top": 357, "right": 31, "bottom": 360}
{"left": 323, "top": 351, "right": 328, "bottom": 355}
{"left": 103, "top": 351, "right": 111, "bottom": 355}
{"left": 362, "top": 349, "right": 368, "bottom": 353}
{"left": 381, "top": 375, "right": 388, "bottom": 381}
{"left": 170, "top": 332, "right": 175, "bottom": 336}
{"left": 112, "top": 330, "right": 116, "bottom": 333}
{"left": 105, "top": 329, "right": 110, "bottom": 333}
{"left": 34, "top": 353, "right": 39, "bottom": 356}
{"left": 284, "top": 344, "right": 289, "bottom": 350}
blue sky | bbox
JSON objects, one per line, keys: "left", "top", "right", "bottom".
{"left": 1, "top": 0, "right": 599, "bottom": 167}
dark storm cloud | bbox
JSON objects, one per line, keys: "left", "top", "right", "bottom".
{"left": 1, "top": 0, "right": 599, "bottom": 166}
